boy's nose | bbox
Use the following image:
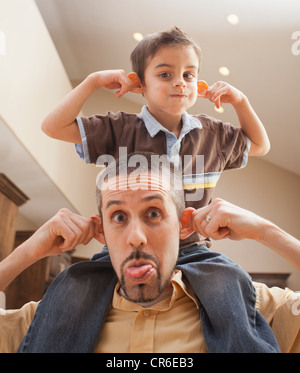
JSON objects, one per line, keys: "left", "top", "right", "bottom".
{"left": 173, "top": 78, "right": 187, "bottom": 88}
{"left": 126, "top": 220, "right": 147, "bottom": 249}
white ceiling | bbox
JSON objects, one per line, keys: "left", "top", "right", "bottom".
{"left": 35, "top": 0, "right": 300, "bottom": 177}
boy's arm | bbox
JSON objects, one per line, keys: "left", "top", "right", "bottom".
{"left": 202, "top": 81, "right": 270, "bottom": 156}
{"left": 232, "top": 95, "right": 270, "bottom": 156}
{"left": 41, "top": 70, "right": 134, "bottom": 143}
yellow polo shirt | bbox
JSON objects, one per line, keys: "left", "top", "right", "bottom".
{"left": 94, "top": 270, "right": 204, "bottom": 353}
{"left": 0, "top": 271, "right": 299, "bottom": 353}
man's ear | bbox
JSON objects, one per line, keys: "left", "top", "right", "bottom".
{"left": 180, "top": 208, "right": 195, "bottom": 239}
{"left": 91, "top": 215, "right": 106, "bottom": 244}
{"left": 128, "top": 72, "right": 144, "bottom": 94}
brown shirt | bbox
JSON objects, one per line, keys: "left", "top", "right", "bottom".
{"left": 75, "top": 106, "right": 250, "bottom": 247}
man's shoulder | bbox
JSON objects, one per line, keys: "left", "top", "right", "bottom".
{"left": 254, "top": 281, "right": 298, "bottom": 316}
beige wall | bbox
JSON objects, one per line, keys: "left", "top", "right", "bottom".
{"left": 0, "top": 0, "right": 99, "bottom": 218}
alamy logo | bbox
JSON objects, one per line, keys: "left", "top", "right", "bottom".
{"left": 291, "top": 31, "right": 300, "bottom": 56}
{"left": 96, "top": 147, "right": 205, "bottom": 201}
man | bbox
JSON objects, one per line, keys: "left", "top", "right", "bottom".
{"left": 0, "top": 154, "right": 299, "bottom": 352}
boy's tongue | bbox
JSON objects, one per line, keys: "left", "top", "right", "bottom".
{"left": 126, "top": 264, "right": 153, "bottom": 280}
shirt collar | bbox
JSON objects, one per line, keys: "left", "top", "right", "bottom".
{"left": 112, "top": 270, "right": 199, "bottom": 312}
{"left": 138, "top": 105, "right": 202, "bottom": 138}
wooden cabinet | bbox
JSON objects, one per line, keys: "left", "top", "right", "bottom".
{"left": 249, "top": 273, "right": 290, "bottom": 289}
{"left": 0, "top": 173, "right": 29, "bottom": 261}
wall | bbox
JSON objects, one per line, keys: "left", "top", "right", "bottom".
{"left": 0, "top": 0, "right": 98, "bottom": 218}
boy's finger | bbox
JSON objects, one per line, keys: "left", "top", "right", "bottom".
{"left": 215, "top": 97, "right": 221, "bottom": 108}
{"left": 115, "top": 73, "right": 132, "bottom": 98}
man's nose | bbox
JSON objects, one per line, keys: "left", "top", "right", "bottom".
{"left": 126, "top": 220, "right": 147, "bottom": 249}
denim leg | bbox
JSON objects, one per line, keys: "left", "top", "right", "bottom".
{"left": 18, "top": 246, "right": 116, "bottom": 353}
{"left": 176, "top": 245, "right": 280, "bottom": 353}
{"left": 91, "top": 244, "right": 111, "bottom": 261}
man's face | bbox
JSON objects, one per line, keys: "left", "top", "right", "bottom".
{"left": 142, "top": 45, "right": 199, "bottom": 123}
{"left": 100, "top": 172, "right": 181, "bottom": 304}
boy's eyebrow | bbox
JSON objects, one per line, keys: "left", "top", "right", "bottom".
{"left": 154, "top": 63, "right": 198, "bottom": 70}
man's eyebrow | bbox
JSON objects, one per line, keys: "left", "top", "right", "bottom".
{"left": 105, "top": 194, "right": 164, "bottom": 209}
{"left": 105, "top": 200, "right": 122, "bottom": 210}
{"left": 141, "top": 194, "right": 164, "bottom": 203}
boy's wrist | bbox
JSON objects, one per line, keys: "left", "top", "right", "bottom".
{"left": 231, "top": 92, "right": 248, "bottom": 109}
{"left": 87, "top": 72, "right": 104, "bottom": 90}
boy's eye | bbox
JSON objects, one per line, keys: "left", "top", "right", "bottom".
{"left": 112, "top": 213, "right": 127, "bottom": 224}
{"left": 159, "top": 72, "right": 171, "bottom": 78}
{"left": 184, "top": 73, "right": 195, "bottom": 79}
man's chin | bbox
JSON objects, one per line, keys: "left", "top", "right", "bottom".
{"left": 122, "top": 282, "right": 161, "bottom": 304}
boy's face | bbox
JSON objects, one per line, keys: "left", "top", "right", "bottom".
{"left": 142, "top": 45, "right": 199, "bottom": 125}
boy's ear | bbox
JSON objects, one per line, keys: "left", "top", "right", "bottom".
{"left": 91, "top": 215, "right": 106, "bottom": 245}
{"left": 128, "top": 72, "right": 144, "bottom": 94}
{"left": 197, "top": 80, "right": 208, "bottom": 97}
{"left": 180, "top": 208, "right": 195, "bottom": 239}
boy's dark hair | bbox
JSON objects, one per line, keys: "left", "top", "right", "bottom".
{"left": 130, "top": 26, "right": 202, "bottom": 85}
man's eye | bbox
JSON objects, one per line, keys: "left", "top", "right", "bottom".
{"left": 112, "top": 213, "right": 126, "bottom": 223}
{"left": 146, "top": 209, "right": 161, "bottom": 219}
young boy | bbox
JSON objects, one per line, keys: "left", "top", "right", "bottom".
{"left": 41, "top": 27, "right": 279, "bottom": 352}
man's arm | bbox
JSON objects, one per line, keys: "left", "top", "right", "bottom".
{"left": 201, "top": 81, "right": 270, "bottom": 156}
{"left": 41, "top": 70, "right": 136, "bottom": 143}
{"left": 257, "top": 220, "right": 300, "bottom": 271}
{"left": 0, "top": 209, "right": 101, "bottom": 291}
{"left": 187, "top": 198, "right": 300, "bottom": 271}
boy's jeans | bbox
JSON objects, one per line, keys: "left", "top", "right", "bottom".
{"left": 177, "top": 245, "right": 280, "bottom": 352}
{"left": 18, "top": 245, "right": 280, "bottom": 353}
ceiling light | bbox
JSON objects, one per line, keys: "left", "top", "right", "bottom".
{"left": 0, "top": 31, "right": 6, "bottom": 56}
{"left": 227, "top": 14, "right": 239, "bottom": 25}
{"left": 218, "top": 66, "right": 230, "bottom": 76}
{"left": 214, "top": 106, "right": 224, "bottom": 114}
{"left": 133, "top": 32, "right": 143, "bottom": 42}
